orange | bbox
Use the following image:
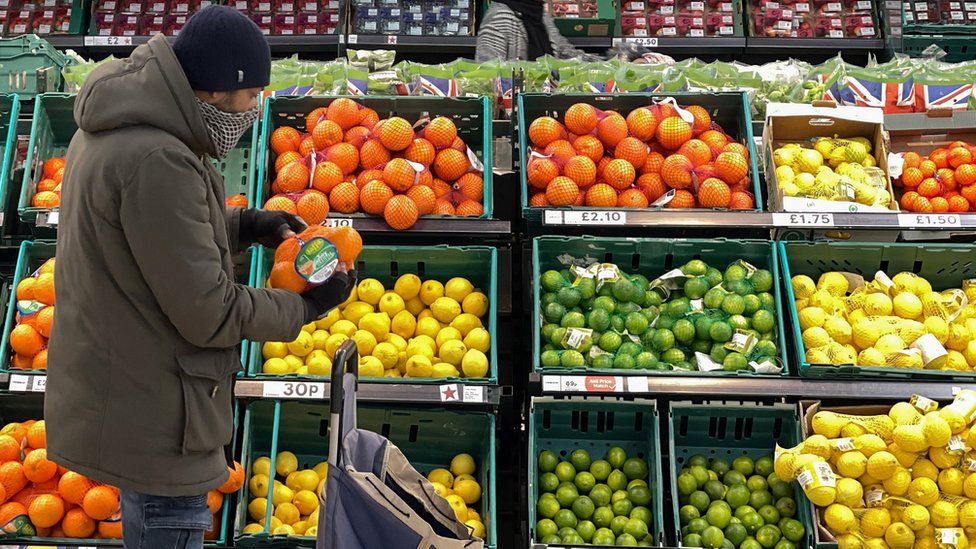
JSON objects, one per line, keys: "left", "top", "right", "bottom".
{"left": 602, "top": 159, "right": 636, "bottom": 190}
{"left": 585, "top": 184, "right": 618, "bottom": 207}
{"left": 10, "top": 324, "right": 45, "bottom": 358}
{"left": 328, "top": 182, "right": 360, "bottom": 214}
{"left": 344, "top": 126, "right": 371, "bottom": 149}
{"left": 24, "top": 449, "right": 56, "bottom": 483}
{"left": 32, "top": 191, "right": 59, "bottom": 209}
{"left": 406, "top": 185, "right": 436, "bottom": 215}
{"left": 360, "top": 181, "right": 394, "bottom": 214}
{"left": 34, "top": 306, "right": 54, "bottom": 338}
{"left": 268, "top": 261, "right": 307, "bottom": 293}
{"left": 276, "top": 162, "right": 310, "bottom": 193}
{"left": 699, "top": 130, "right": 728, "bottom": 156}
{"left": 528, "top": 193, "right": 548, "bottom": 207}
{"left": 545, "top": 176, "right": 579, "bottom": 206}
{"left": 948, "top": 195, "right": 970, "bottom": 212}
{"left": 963, "top": 184, "right": 976, "bottom": 204}
{"left": 296, "top": 191, "right": 329, "bottom": 225}
{"left": 0, "top": 463, "right": 26, "bottom": 503}
{"left": 11, "top": 354, "right": 31, "bottom": 370}
{"left": 937, "top": 168, "right": 957, "bottom": 191}
{"left": 637, "top": 173, "right": 667, "bottom": 203}
{"left": 311, "top": 161, "right": 344, "bottom": 194}
{"left": 918, "top": 178, "right": 942, "bottom": 198}
{"left": 299, "top": 136, "right": 316, "bottom": 158}
{"left": 920, "top": 159, "right": 937, "bottom": 178}
{"left": 357, "top": 168, "right": 384, "bottom": 189}
{"left": 0, "top": 424, "right": 25, "bottom": 444}
{"left": 656, "top": 117, "right": 692, "bottom": 150}
{"left": 679, "top": 140, "right": 712, "bottom": 167}
{"left": 33, "top": 272, "right": 54, "bottom": 306}
{"left": 433, "top": 149, "right": 469, "bottom": 182}
{"left": 543, "top": 140, "right": 576, "bottom": 165}
{"left": 901, "top": 167, "right": 923, "bottom": 188}
{"left": 359, "top": 108, "right": 379, "bottom": 129}
{"left": 37, "top": 179, "right": 58, "bottom": 193}
{"left": 405, "top": 138, "right": 436, "bottom": 166}
{"left": 42, "top": 158, "right": 65, "bottom": 179}
{"left": 52, "top": 167, "right": 64, "bottom": 184}
{"left": 98, "top": 519, "right": 122, "bottom": 539}
{"left": 667, "top": 189, "right": 696, "bottom": 209}
{"left": 564, "top": 103, "right": 598, "bottom": 135}
{"left": 455, "top": 200, "right": 483, "bottom": 217}
{"left": 425, "top": 117, "right": 458, "bottom": 149}
{"left": 225, "top": 194, "right": 248, "bottom": 208}
{"left": 685, "top": 105, "right": 712, "bottom": 135}
{"left": 617, "top": 188, "right": 648, "bottom": 208}
{"left": 931, "top": 149, "right": 949, "bottom": 169}
{"left": 0, "top": 435, "right": 19, "bottom": 462}
{"left": 434, "top": 198, "right": 456, "bottom": 215}
{"left": 28, "top": 493, "right": 64, "bottom": 528}
{"left": 417, "top": 169, "right": 433, "bottom": 189}
{"left": 729, "top": 191, "right": 755, "bottom": 210}
{"left": 626, "top": 107, "right": 658, "bottom": 141}
{"left": 58, "top": 472, "right": 94, "bottom": 505}
{"left": 0, "top": 501, "right": 25, "bottom": 526}
{"left": 382, "top": 158, "right": 419, "bottom": 192}
{"left": 455, "top": 173, "right": 483, "bottom": 201}
{"left": 383, "top": 195, "right": 419, "bottom": 230}
{"left": 914, "top": 196, "right": 934, "bottom": 212}
{"left": 207, "top": 490, "right": 223, "bottom": 514}
{"left": 932, "top": 196, "right": 950, "bottom": 212}
{"left": 38, "top": 259, "right": 54, "bottom": 276}
{"left": 900, "top": 190, "right": 920, "bottom": 210}
{"left": 661, "top": 154, "right": 693, "bottom": 189}
{"left": 596, "top": 113, "right": 628, "bottom": 148}
{"left": 528, "top": 117, "right": 564, "bottom": 147}
{"left": 356, "top": 139, "right": 388, "bottom": 170}
{"left": 61, "top": 507, "right": 96, "bottom": 538}
{"left": 271, "top": 127, "right": 302, "bottom": 156}
{"left": 275, "top": 238, "right": 302, "bottom": 264}
{"left": 572, "top": 135, "right": 604, "bottom": 162}
{"left": 955, "top": 164, "right": 976, "bottom": 186}
{"left": 614, "top": 137, "right": 649, "bottom": 170}
{"left": 218, "top": 462, "right": 245, "bottom": 495}
{"left": 641, "top": 151, "right": 665, "bottom": 175}
{"left": 15, "top": 278, "right": 35, "bottom": 301}
{"left": 325, "top": 143, "right": 360, "bottom": 175}
{"left": 698, "top": 178, "right": 732, "bottom": 209}
{"left": 326, "top": 98, "right": 361, "bottom": 130}
{"left": 31, "top": 350, "right": 46, "bottom": 370}
{"left": 377, "top": 117, "right": 414, "bottom": 151}
{"left": 903, "top": 151, "right": 921, "bottom": 169}
{"left": 264, "top": 195, "right": 298, "bottom": 215}
{"left": 450, "top": 136, "right": 466, "bottom": 151}
{"left": 328, "top": 226, "right": 362, "bottom": 265}
{"left": 723, "top": 142, "right": 749, "bottom": 159}
{"left": 563, "top": 156, "right": 597, "bottom": 187}
{"left": 305, "top": 107, "right": 329, "bottom": 134}
{"left": 311, "top": 119, "right": 343, "bottom": 151}
{"left": 82, "top": 486, "right": 119, "bottom": 521}
{"left": 714, "top": 152, "right": 748, "bottom": 185}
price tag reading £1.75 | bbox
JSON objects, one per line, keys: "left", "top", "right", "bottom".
{"left": 772, "top": 213, "right": 834, "bottom": 227}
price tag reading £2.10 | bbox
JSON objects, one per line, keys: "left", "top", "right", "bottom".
{"left": 563, "top": 210, "right": 627, "bottom": 225}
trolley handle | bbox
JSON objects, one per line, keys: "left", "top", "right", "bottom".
{"left": 330, "top": 338, "right": 359, "bottom": 412}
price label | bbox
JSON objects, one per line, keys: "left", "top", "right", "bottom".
{"left": 689, "top": 1, "right": 704, "bottom": 8}
{"left": 37, "top": 210, "right": 59, "bottom": 227}
{"left": 626, "top": 377, "right": 649, "bottom": 392}
{"left": 967, "top": 1, "right": 976, "bottom": 9}
{"left": 31, "top": 376, "right": 46, "bottom": 392}
{"left": 542, "top": 375, "right": 561, "bottom": 392}
{"left": 626, "top": 36, "right": 658, "bottom": 46}
{"left": 772, "top": 212, "right": 835, "bottom": 227}
{"left": 322, "top": 218, "right": 353, "bottom": 228}
{"left": 856, "top": 0, "right": 872, "bottom": 8}
{"left": 262, "top": 381, "right": 325, "bottom": 399}
{"left": 952, "top": 10, "right": 965, "bottom": 17}
{"left": 84, "top": 35, "right": 133, "bottom": 46}
{"left": 8, "top": 374, "right": 29, "bottom": 392}
{"left": 898, "top": 213, "right": 961, "bottom": 228}
{"left": 462, "top": 385, "right": 484, "bottom": 403}
{"left": 560, "top": 376, "right": 583, "bottom": 391}
{"left": 826, "top": 1, "right": 842, "bottom": 9}
{"left": 386, "top": 35, "right": 398, "bottom": 44}
{"left": 796, "top": 1, "right": 810, "bottom": 9}
{"left": 563, "top": 210, "right": 628, "bottom": 225}
{"left": 543, "top": 210, "right": 564, "bottom": 225}
{"left": 347, "top": 34, "right": 358, "bottom": 43}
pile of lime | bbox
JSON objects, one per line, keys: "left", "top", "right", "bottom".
{"left": 538, "top": 259, "right": 779, "bottom": 372}
{"left": 676, "top": 454, "right": 805, "bottom": 549}
{"left": 535, "top": 447, "right": 654, "bottom": 546}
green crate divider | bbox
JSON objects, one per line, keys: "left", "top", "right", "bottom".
{"left": 0, "top": 36, "right": 71, "bottom": 99}
{"left": 517, "top": 92, "right": 762, "bottom": 226}
{"left": 235, "top": 400, "right": 497, "bottom": 547}
{"left": 0, "top": 93, "right": 19, "bottom": 232}
{"left": 779, "top": 240, "right": 976, "bottom": 379}
{"left": 531, "top": 236, "right": 790, "bottom": 377}
{"left": 20, "top": 93, "right": 258, "bottom": 228}
{"left": 667, "top": 401, "right": 814, "bottom": 548}
{"left": 902, "top": 34, "right": 976, "bottom": 61}
{"left": 248, "top": 243, "right": 498, "bottom": 383}
{"left": 527, "top": 397, "right": 665, "bottom": 547}
{"left": 254, "top": 95, "right": 493, "bottom": 219}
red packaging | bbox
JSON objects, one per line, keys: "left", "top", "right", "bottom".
{"left": 0, "top": 0, "right": 15, "bottom": 10}
{"left": 297, "top": 0, "right": 317, "bottom": 10}
{"left": 274, "top": 0, "right": 296, "bottom": 11}
{"left": 119, "top": 0, "right": 145, "bottom": 13}
{"left": 814, "top": 13, "right": 844, "bottom": 36}
{"left": 844, "top": 12, "right": 875, "bottom": 35}
{"left": 144, "top": 0, "right": 167, "bottom": 12}
{"left": 170, "top": 0, "right": 196, "bottom": 12}
{"left": 647, "top": 13, "right": 678, "bottom": 33}
{"left": 550, "top": 1, "right": 581, "bottom": 16}
{"left": 676, "top": 11, "right": 705, "bottom": 35}
{"left": 250, "top": 10, "right": 271, "bottom": 26}
{"left": 167, "top": 13, "right": 188, "bottom": 34}
{"left": 140, "top": 12, "right": 166, "bottom": 33}
{"left": 845, "top": 0, "right": 873, "bottom": 10}
{"left": 296, "top": 10, "right": 317, "bottom": 33}
{"left": 6, "top": 9, "right": 32, "bottom": 34}
{"left": 114, "top": 11, "right": 140, "bottom": 34}
{"left": 93, "top": 10, "right": 115, "bottom": 34}
{"left": 250, "top": 0, "right": 273, "bottom": 11}
{"left": 273, "top": 12, "right": 296, "bottom": 33}
{"left": 705, "top": 11, "right": 735, "bottom": 33}
{"left": 29, "top": 9, "right": 58, "bottom": 33}
{"left": 230, "top": 0, "right": 247, "bottom": 9}
{"left": 620, "top": 13, "right": 650, "bottom": 31}
{"left": 320, "top": 8, "right": 339, "bottom": 24}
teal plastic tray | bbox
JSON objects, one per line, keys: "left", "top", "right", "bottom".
{"left": 0, "top": 93, "right": 19, "bottom": 234}
{"left": 527, "top": 397, "right": 665, "bottom": 547}
{"left": 0, "top": 37, "right": 72, "bottom": 99}
{"left": 517, "top": 92, "right": 763, "bottom": 227}
{"left": 531, "top": 236, "right": 790, "bottom": 377}
{"left": 254, "top": 95, "right": 493, "bottom": 219}
{"left": 235, "top": 400, "right": 497, "bottom": 547}
{"left": 780, "top": 240, "right": 976, "bottom": 379}
{"left": 20, "top": 93, "right": 258, "bottom": 230}
{"left": 902, "top": 34, "right": 976, "bottom": 62}
{"left": 667, "top": 401, "right": 814, "bottom": 548}
{"left": 248, "top": 244, "right": 498, "bottom": 383}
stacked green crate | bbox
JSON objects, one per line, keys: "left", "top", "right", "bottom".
{"left": 0, "top": 93, "right": 19, "bottom": 232}
{"left": 0, "top": 37, "right": 72, "bottom": 99}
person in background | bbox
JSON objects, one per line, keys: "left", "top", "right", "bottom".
{"left": 45, "top": 6, "right": 354, "bottom": 548}
{"left": 475, "top": 0, "right": 590, "bottom": 61}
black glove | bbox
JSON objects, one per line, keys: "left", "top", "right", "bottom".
{"left": 239, "top": 208, "right": 306, "bottom": 247}
{"left": 303, "top": 270, "right": 357, "bottom": 322}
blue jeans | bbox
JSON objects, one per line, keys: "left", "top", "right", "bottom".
{"left": 120, "top": 491, "right": 212, "bottom": 549}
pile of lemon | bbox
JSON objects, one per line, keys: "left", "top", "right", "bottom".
{"left": 792, "top": 270, "right": 976, "bottom": 370}
{"left": 241, "top": 451, "right": 328, "bottom": 537}
{"left": 262, "top": 274, "right": 491, "bottom": 379}
{"left": 775, "top": 390, "right": 976, "bottom": 548}
{"left": 427, "top": 453, "right": 487, "bottom": 539}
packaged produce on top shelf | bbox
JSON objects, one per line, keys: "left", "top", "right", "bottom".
{"left": 547, "top": 0, "right": 597, "bottom": 19}
{"left": 350, "top": 0, "right": 471, "bottom": 36}
{"left": 893, "top": 141, "right": 976, "bottom": 213}
{"left": 0, "top": 0, "right": 73, "bottom": 36}
{"left": 619, "top": 0, "right": 741, "bottom": 37}
{"left": 229, "top": 0, "right": 339, "bottom": 35}
{"left": 747, "top": 0, "right": 878, "bottom": 37}
{"left": 905, "top": 0, "right": 976, "bottom": 25}
{"left": 90, "top": 0, "right": 215, "bottom": 36}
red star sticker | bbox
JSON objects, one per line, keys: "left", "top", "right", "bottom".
{"left": 442, "top": 386, "right": 457, "bottom": 400}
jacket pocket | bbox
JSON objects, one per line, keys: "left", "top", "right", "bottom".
{"left": 177, "top": 350, "right": 240, "bottom": 454}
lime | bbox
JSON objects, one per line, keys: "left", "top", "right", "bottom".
{"left": 610, "top": 315, "right": 626, "bottom": 333}
{"left": 729, "top": 314, "right": 750, "bottom": 331}
{"left": 689, "top": 491, "right": 711, "bottom": 512}
{"left": 755, "top": 457, "right": 774, "bottom": 477}
{"left": 572, "top": 495, "right": 595, "bottom": 519}
{"left": 628, "top": 484, "right": 651, "bottom": 506}
{"left": 667, "top": 298, "right": 692, "bottom": 317}
{"left": 556, "top": 484, "right": 579, "bottom": 507}
{"left": 687, "top": 517, "right": 708, "bottom": 534}
{"left": 590, "top": 483, "right": 612, "bottom": 506}
{"left": 540, "top": 534, "right": 559, "bottom": 544}
{"left": 710, "top": 342, "right": 729, "bottom": 363}
{"left": 775, "top": 497, "right": 796, "bottom": 519}
{"left": 684, "top": 276, "right": 711, "bottom": 300}
{"left": 616, "top": 533, "right": 638, "bottom": 546}
{"left": 741, "top": 511, "right": 763, "bottom": 534}
{"left": 750, "top": 490, "right": 774, "bottom": 510}
{"left": 557, "top": 526, "right": 575, "bottom": 540}
{"left": 631, "top": 274, "right": 649, "bottom": 292}
{"left": 624, "top": 518, "right": 648, "bottom": 540}
{"left": 590, "top": 460, "right": 612, "bottom": 481}
{"left": 722, "top": 294, "right": 745, "bottom": 315}
{"left": 539, "top": 450, "right": 559, "bottom": 473}
{"left": 662, "top": 348, "right": 686, "bottom": 364}
{"left": 623, "top": 312, "right": 648, "bottom": 336}
{"left": 592, "top": 526, "right": 615, "bottom": 544}
{"left": 610, "top": 515, "right": 629, "bottom": 536}
{"left": 598, "top": 332, "right": 622, "bottom": 353}
{"left": 540, "top": 350, "right": 561, "bottom": 369}
{"left": 556, "top": 461, "right": 577, "bottom": 483}
{"left": 622, "top": 458, "right": 648, "bottom": 481}
{"left": 550, "top": 327, "right": 567, "bottom": 347}
{"left": 684, "top": 533, "right": 704, "bottom": 547}
{"left": 705, "top": 505, "right": 732, "bottom": 529}
{"left": 780, "top": 518, "right": 803, "bottom": 541}
{"left": 723, "top": 470, "right": 746, "bottom": 487}
{"left": 557, "top": 286, "right": 582, "bottom": 308}
{"left": 710, "top": 458, "right": 730, "bottom": 476}
{"left": 630, "top": 506, "right": 652, "bottom": 525}
{"left": 725, "top": 264, "right": 747, "bottom": 282}
{"left": 689, "top": 465, "right": 709, "bottom": 487}
{"left": 754, "top": 340, "right": 777, "bottom": 358}
{"left": 758, "top": 292, "right": 775, "bottom": 311}
{"left": 655, "top": 314, "right": 675, "bottom": 330}
{"left": 576, "top": 519, "right": 596, "bottom": 542}
{"left": 701, "top": 525, "right": 726, "bottom": 549}
{"left": 704, "top": 287, "right": 727, "bottom": 310}
{"left": 592, "top": 354, "right": 614, "bottom": 369}
{"left": 569, "top": 449, "right": 592, "bottom": 472}
{"left": 733, "top": 456, "right": 755, "bottom": 476}
{"left": 541, "top": 270, "right": 567, "bottom": 292}
{"left": 705, "top": 267, "right": 723, "bottom": 288}
{"left": 578, "top": 277, "right": 596, "bottom": 299}
{"left": 725, "top": 522, "right": 748, "bottom": 547}
{"left": 723, "top": 352, "right": 748, "bottom": 371}
{"left": 611, "top": 497, "right": 633, "bottom": 518}
{"left": 537, "top": 518, "right": 558, "bottom": 538}
{"left": 613, "top": 354, "right": 636, "bottom": 370}
{"left": 561, "top": 311, "right": 586, "bottom": 328}
{"left": 747, "top": 475, "right": 768, "bottom": 493}
{"left": 678, "top": 473, "right": 699, "bottom": 496}
{"left": 618, "top": 341, "right": 642, "bottom": 357}
{"left": 635, "top": 351, "right": 659, "bottom": 370}
{"left": 704, "top": 479, "right": 726, "bottom": 501}
{"left": 743, "top": 294, "right": 762, "bottom": 315}
{"left": 555, "top": 508, "right": 578, "bottom": 529}
{"left": 541, "top": 321, "right": 558, "bottom": 339}
{"left": 561, "top": 350, "right": 585, "bottom": 368}
{"left": 742, "top": 539, "right": 763, "bottom": 549}
{"left": 774, "top": 541, "right": 795, "bottom": 549}
{"left": 540, "top": 472, "right": 559, "bottom": 492}
{"left": 726, "top": 278, "right": 754, "bottom": 297}
{"left": 593, "top": 506, "right": 614, "bottom": 528}
{"left": 767, "top": 475, "right": 790, "bottom": 498}
{"left": 725, "top": 484, "right": 751, "bottom": 509}
{"left": 575, "top": 471, "right": 596, "bottom": 493}
{"left": 643, "top": 290, "right": 663, "bottom": 307}
{"left": 691, "top": 339, "right": 712, "bottom": 354}
{"left": 757, "top": 505, "right": 779, "bottom": 525}
{"left": 617, "top": 301, "right": 640, "bottom": 315}
{"left": 673, "top": 319, "right": 696, "bottom": 345}
{"left": 709, "top": 321, "right": 733, "bottom": 343}
{"left": 593, "top": 296, "right": 616, "bottom": 313}
{"left": 607, "top": 469, "right": 628, "bottom": 492}
{"left": 688, "top": 455, "right": 708, "bottom": 468}
{"left": 751, "top": 310, "right": 775, "bottom": 334}
{"left": 604, "top": 447, "right": 625, "bottom": 469}
{"left": 537, "top": 496, "right": 560, "bottom": 519}
{"left": 755, "top": 524, "right": 781, "bottom": 548}
{"left": 542, "top": 292, "right": 557, "bottom": 307}
{"left": 544, "top": 302, "right": 567, "bottom": 324}
{"left": 694, "top": 316, "right": 714, "bottom": 340}
{"left": 612, "top": 278, "right": 641, "bottom": 303}
{"left": 751, "top": 270, "right": 773, "bottom": 293}
{"left": 707, "top": 471, "right": 720, "bottom": 482}
{"left": 683, "top": 259, "right": 709, "bottom": 276}
{"left": 735, "top": 505, "right": 757, "bottom": 520}
{"left": 587, "top": 308, "right": 610, "bottom": 331}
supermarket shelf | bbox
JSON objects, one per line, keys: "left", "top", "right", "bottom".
{"left": 568, "top": 36, "right": 614, "bottom": 49}
{"left": 343, "top": 216, "right": 512, "bottom": 237}
{"left": 43, "top": 34, "right": 85, "bottom": 50}
{"left": 613, "top": 36, "right": 747, "bottom": 51}
{"left": 235, "top": 378, "right": 503, "bottom": 405}
{"left": 345, "top": 33, "right": 476, "bottom": 53}
{"left": 76, "top": 34, "right": 340, "bottom": 53}
{"left": 746, "top": 36, "right": 886, "bottom": 51}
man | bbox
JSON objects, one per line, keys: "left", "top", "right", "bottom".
{"left": 45, "top": 6, "right": 354, "bottom": 547}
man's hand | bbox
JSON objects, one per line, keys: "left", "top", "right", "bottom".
{"left": 302, "top": 270, "right": 357, "bottom": 322}
{"left": 239, "top": 208, "right": 306, "bottom": 247}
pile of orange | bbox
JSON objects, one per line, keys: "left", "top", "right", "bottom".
{"left": 265, "top": 98, "right": 485, "bottom": 230}
{"left": 31, "top": 157, "right": 64, "bottom": 209}
{"left": 526, "top": 102, "right": 755, "bottom": 210}
{"left": 225, "top": 194, "right": 248, "bottom": 207}
{"left": 268, "top": 225, "right": 362, "bottom": 294}
{"left": 10, "top": 257, "right": 56, "bottom": 370}
{"left": 896, "top": 141, "right": 976, "bottom": 213}
{"left": 0, "top": 419, "right": 244, "bottom": 540}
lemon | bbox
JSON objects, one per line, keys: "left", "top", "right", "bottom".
{"left": 359, "top": 312, "right": 390, "bottom": 341}
{"left": 420, "top": 280, "right": 445, "bottom": 305}
{"left": 432, "top": 363, "right": 460, "bottom": 377}
{"left": 359, "top": 356, "right": 383, "bottom": 377}
{"left": 867, "top": 451, "right": 899, "bottom": 480}
{"left": 836, "top": 534, "right": 863, "bottom": 549}
{"left": 449, "top": 453, "right": 476, "bottom": 477}
{"left": 461, "top": 350, "right": 489, "bottom": 379}
{"left": 854, "top": 434, "right": 886, "bottom": 457}
{"left": 809, "top": 289, "right": 837, "bottom": 311}
{"left": 819, "top": 272, "right": 850, "bottom": 297}
{"left": 306, "top": 350, "right": 332, "bottom": 376}
{"left": 330, "top": 319, "right": 357, "bottom": 337}
{"left": 864, "top": 292, "right": 894, "bottom": 316}
{"left": 453, "top": 478, "right": 481, "bottom": 505}
{"left": 804, "top": 483, "right": 836, "bottom": 507}
{"left": 888, "top": 443, "right": 918, "bottom": 468}
{"left": 939, "top": 468, "right": 965, "bottom": 496}
{"left": 302, "top": 321, "right": 316, "bottom": 333}
{"left": 269, "top": 516, "right": 282, "bottom": 531}
{"left": 893, "top": 424, "right": 928, "bottom": 453}
{"left": 463, "top": 328, "right": 491, "bottom": 353}
{"left": 405, "top": 296, "right": 425, "bottom": 316}
{"left": 849, "top": 308, "right": 868, "bottom": 326}
{"left": 253, "top": 456, "right": 271, "bottom": 476}
{"left": 351, "top": 330, "right": 377, "bottom": 356}
{"left": 923, "top": 413, "right": 952, "bottom": 446}
{"left": 889, "top": 402, "right": 923, "bottom": 426}
{"left": 378, "top": 293, "right": 406, "bottom": 316}
{"left": 431, "top": 297, "right": 462, "bottom": 323}
{"left": 394, "top": 274, "right": 421, "bottom": 300}
{"left": 249, "top": 473, "right": 270, "bottom": 498}
{"left": 405, "top": 355, "right": 433, "bottom": 378}
{"left": 450, "top": 313, "right": 482, "bottom": 337}
{"left": 357, "top": 279, "right": 385, "bottom": 305}
{"left": 908, "top": 477, "right": 939, "bottom": 506}
{"left": 930, "top": 500, "right": 960, "bottom": 528}
{"left": 841, "top": 422, "right": 867, "bottom": 437}
{"left": 275, "top": 501, "right": 300, "bottom": 525}
{"left": 837, "top": 451, "right": 867, "bottom": 478}
{"left": 966, "top": 474, "right": 976, "bottom": 500}
{"left": 405, "top": 339, "right": 435, "bottom": 361}
{"left": 342, "top": 301, "right": 374, "bottom": 326}
{"left": 430, "top": 481, "right": 451, "bottom": 497}
{"left": 276, "top": 451, "right": 298, "bottom": 477}
{"left": 903, "top": 504, "right": 931, "bottom": 531}
{"left": 803, "top": 326, "right": 832, "bottom": 349}
{"left": 264, "top": 357, "right": 289, "bottom": 375}
{"left": 924, "top": 316, "right": 949, "bottom": 344}
{"left": 428, "top": 468, "right": 454, "bottom": 488}
{"left": 960, "top": 501, "right": 976, "bottom": 528}
{"left": 273, "top": 483, "right": 295, "bottom": 507}
{"left": 885, "top": 522, "right": 915, "bottom": 549}
{"left": 272, "top": 524, "right": 295, "bottom": 536}
{"left": 418, "top": 309, "right": 434, "bottom": 321}
{"left": 912, "top": 458, "right": 939, "bottom": 481}
{"left": 462, "top": 292, "right": 489, "bottom": 317}
{"left": 287, "top": 331, "right": 313, "bottom": 357}
{"left": 372, "top": 342, "right": 400, "bottom": 369}
{"left": 792, "top": 275, "right": 817, "bottom": 298}
{"left": 281, "top": 355, "right": 301, "bottom": 372}
{"left": 296, "top": 365, "right": 308, "bottom": 375}
{"left": 884, "top": 467, "right": 912, "bottom": 496}
{"left": 835, "top": 478, "right": 863, "bottom": 507}
{"left": 263, "top": 341, "right": 288, "bottom": 359}
{"left": 415, "top": 316, "right": 441, "bottom": 339}
{"left": 857, "top": 347, "right": 885, "bottom": 366}
{"left": 875, "top": 334, "right": 908, "bottom": 354}
{"left": 798, "top": 306, "right": 828, "bottom": 330}
{"left": 806, "top": 347, "right": 831, "bottom": 364}
{"left": 391, "top": 310, "right": 417, "bottom": 339}
{"left": 467, "top": 508, "right": 480, "bottom": 522}
{"left": 436, "top": 327, "right": 463, "bottom": 348}
{"left": 313, "top": 461, "right": 328, "bottom": 479}
{"left": 305, "top": 526, "right": 318, "bottom": 537}
{"left": 324, "top": 333, "right": 349, "bottom": 357}
{"left": 929, "top": 445, "right": 960, "bottom": 469}
{"left": 439, "top": 340, "right": 467, "bottom": 366}
{"left": 946, "top": 350, "right": 968, "bottom": 371}
{"left": 242, "top": 523, "right": 263, "bottom": 534}
{"left": 248, "top": 496, "right": 269, "bottom": 520}
{"left": 309, "top": 330, "right": 329, "bottom": 351}
{"left": 292, "top": 520, "right": 308, "bottom": 535}
{"left": 444, "top": 277, "right": 474, "bottom": 302}
{"left": 384, "top": 368, "right": 402, "bottom": 378}
{"left": 801, "top": 434, "right": 831, "bottom": 458}
{"left": 893, "top": 292, "right": 923, "bottom": 319}
{"left": 317, "top": 308, "right": 341, "bottom": 330}
{"left": 812, "top": 411, "right": 846, "bottom": 438}
{"left": 445, "top": 494, "right": 467, "bottom": 521}
{"left": 465, "top": 519, "right": 486, "bottom": 539}
{"left": 861, "top": 508, "right": 892, "bottom": 538}
{"left": 824, "top": 317, "right": 853, "bottom": 344}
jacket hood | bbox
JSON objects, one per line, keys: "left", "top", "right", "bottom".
{"left": 74, "top": 34, "right": 215, "bottom": 156}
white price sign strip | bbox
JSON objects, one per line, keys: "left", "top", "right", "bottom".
{"left": 544, "top": 210, "right": 627, "bottom": 225}
{"left": 898, "top": 213, "right": 961, "bottom": 228}
{"left": 84, "top": 36, "right": 133, "bottom": 46}
{"left": 8, "top": 374, "right": 45, "bottom": 392}
{"left": 262, "top": 380, "right": 326, "bottom": 399}
{"left": 772, "top": 213, "right": 834, "bottom": 227}
{"left": 322, "top": 218, "right": 353, "bottom": 228}
{"left": 541, "top": 375, "right": 646, "bottom": 393}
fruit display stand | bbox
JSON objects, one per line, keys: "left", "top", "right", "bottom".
{"left": 234, "top": 398, "right": 496, "bottom": 546}
{"left": 527, "top": 397, "right": 664, "bottom": 547}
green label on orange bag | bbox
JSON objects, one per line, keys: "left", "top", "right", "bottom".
{"left": 294, "top": 237, "right": 339, "bottom": 284}
{"left": 1, "top": 512, "right": 34, "bottom": 536}
{"left": 15, "top": 300, "right": 42, "bottom": 317}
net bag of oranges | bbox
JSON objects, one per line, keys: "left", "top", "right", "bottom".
{"left": 269, "top": 225, "right": 362, "bottom": 294}
{"left": 9, "top": 258, "right": 56, "bottom": 370}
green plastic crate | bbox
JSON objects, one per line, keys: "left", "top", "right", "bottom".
{"left": 0, "top": 36, "right": 72, "bottom": 99}
{"left": 248, "top": 244, "right": 498, "bottom": 383}
{"left": 527, "top": 397, "right": 665, "bottom": 546}
{"left": 780, "top": 240, "right": 976, "bottom": 379}
{"left": 552, "top": 0, "right": 615, "bottom": 37}
{"left": 902, "top": 34, "right": 976, "bottom": 61}
{"left": 254, "top": 95, "right": 493, "bottom": 219}
{"left": 20, "top": 93, "right": 258, "bottom": 229}
{"left": 0, "top": 93, "right": 19, "bottom": 232}
{"left": 234, "top": 400, "right": 497, "bottom": 547}
{"left": 667, "top": 401, "right": 814, "bottom": 548}
{"left": 517, "top": 92, "right": 763, "bottom": 227}
{"left": 531, "top": 236, "right": 790, "bottom": 377}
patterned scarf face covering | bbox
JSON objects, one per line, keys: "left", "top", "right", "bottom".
{"left": 195, "top": 98, "right": 259, "bottom": 158}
